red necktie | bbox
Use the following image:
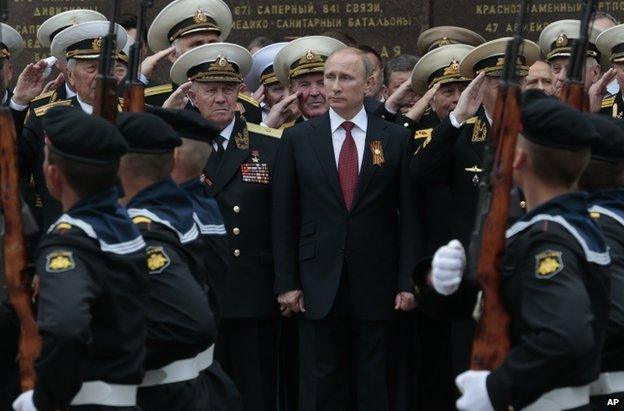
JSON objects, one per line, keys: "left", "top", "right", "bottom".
{"left": 338, "top": 121, "right": 359, "bottom": 211}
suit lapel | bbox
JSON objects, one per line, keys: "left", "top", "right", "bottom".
{"left": 209, "top": 116, "right": 251, "bottom": 195}
{"left": 351, "top": 116, "right": 386, "bottom": 211}
{"left": 308, "top": 114, "right": 344, "bottom": 205}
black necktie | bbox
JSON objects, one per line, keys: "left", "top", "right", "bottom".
{"left": 214, "top": 135, "right": 226, "bottom": 162}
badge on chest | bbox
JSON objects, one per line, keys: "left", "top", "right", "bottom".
{"left": 241, "top": 150, "right": 269, "bottom": 184}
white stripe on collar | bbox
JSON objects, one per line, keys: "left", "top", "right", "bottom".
{"left": 127, "top": 208, "right": 199, "bottom": 244}
{"left": 589, "top": 205, "right": 624, "bottom": 229}
{"left": 506, "top": 214, "right": 611, "bottom": 265}
{"left": 193, "top": 213, "right": 226, "bottom": 235}
{"left": 49, "top": 214, "right": 145, "bottom": 255}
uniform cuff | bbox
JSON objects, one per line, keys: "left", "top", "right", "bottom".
{"left": 9, "top": 98, "right": 29, "bottom": 111}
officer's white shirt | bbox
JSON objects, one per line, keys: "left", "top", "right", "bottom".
{"left": 329, "top": 106, "right": 367, "bottom": 172}
{"left": 608, "top": 79, "right": 620, "bottom": 96}
{"left": 214, "top": 116, "right": 236, "bottom": 151}
{"left": 77, "top": 95, "right": 93, "bottom": 114}
{"left": 66, "top": 83, "right": 77, "bottom": 99}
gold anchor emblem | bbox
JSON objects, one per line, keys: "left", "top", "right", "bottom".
{"left": 218, "top": 56, "right": 228, "bottom": 67}
{"left": 305, "top": 50, "right": 315, "bottom": 61}
{"left": 91, "top": 37, "right": 103, "bottom": 51}
{"left": 555, "top": 33, "right": 568, "bottom": 48}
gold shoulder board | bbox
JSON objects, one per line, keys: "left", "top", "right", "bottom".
{"left": 465, "top": 116, "right": 478, "bottom": 124}
{"left": 602, "top": 95, "right": 617, "bottom": 108}
{"left": 34, "top": 99, "right": 72, "bottom": 117}
{"left": 31, "top": 90, "right": 56, "bottom": 103}
{"left": 247, "top": 122, "right": 282, "bottom": 138}
{"left": 414, "top": 128, "right": 433, "bottom": 140}
{"left": 144, "top": 83, "right": 173, "bottom": 97}
{"left": 238, "top": 93, "right": 260, "bottom": 107}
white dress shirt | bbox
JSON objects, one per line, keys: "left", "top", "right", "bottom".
{"left": 329, "top": 106, "right": 368, "bottom": 172}
{"left": 76, "top": 95, "right": 93, "bottom": 114}
{"left": 66, "top": 83, "right": 77, "bottom": 99}
{"left": 213, "top": 117, "right": 236, "bottom": 152}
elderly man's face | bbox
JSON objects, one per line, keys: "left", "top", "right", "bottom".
{"left": 550, "top": 57, "right": 600, "bottom": 97}
{"left": 290, "top": 73, "right": 327, "bottom": 119}
{"left": 324, "top": 50, "right": 369, "bottom": 117}
{"left": 113, "top": 61, "right": 128, "bottom": 84}
{"left": 524, "top": 60, "right": 554, "bottom": 95}
{"left": 265, "top": 83, "right": 286, "bottom": 107}
{"left": 172, "top": 32, "right": 220, "bottom": 59}
{"left": 67, "top": 59, "right": 99, "bottom": 104}
{"left": 431, "top": 82, "right": 467, "bottom": 120}
{"left": 190, "top": 81, "right": 238, "bottom": 129}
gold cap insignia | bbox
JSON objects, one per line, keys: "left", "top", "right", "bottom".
{"left": 46, "top": 250, "right": 75, "bottom": 273}
{"left": 305, "top": 50, "right": 316, "bottom": 61}
{"left": 535, "top": 250, "right": 564, "bottom": 279}
{"left": 218, "top": 56, "right": 228, "bottom": 67}
{"left": 146, "top": 246, "right": 171, "bottom": 274}
{"left": 555, "top": 33, "right": 568, "bottom": 48}
{"left": 443, "top": 59, "right": 461, "bottom": 76}
{"left": 92, "top": 37, "right": 103, "bottom": 52}
{"left": 438, "top": 37, "right": 451, "bottom": 47}
{"left": 194, "top": 9, "right": 208, "bottom": 24}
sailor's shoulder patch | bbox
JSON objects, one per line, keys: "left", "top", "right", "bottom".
{"left": 144, "top": 83, "right": 173, "bottom": 97}
{"left": 237, "top": 93, "right": 260, "bottom": 107}
{"left": 34, "top": 99, "right": 72, "bottom": 117}
{"left": 45, "top": 250, "right": 75, "bottom": 273}
{"left": 146, "top": 246, "right": 170, "bottom": 274}
{"left": 247, "top": 122, "right": 282, "bottom": 139}
{"left": 534, "top": 250, "right": 564, "bottom": 279}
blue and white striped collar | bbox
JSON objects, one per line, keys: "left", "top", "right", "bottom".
{"left": 506, "top": 192, "right": 610, "bottom": 265}
{"left": 589, "top": 189, "right": 624, "bottom": 229}
{"left": 180, "top": 178, "right": 226, "bottom": 236}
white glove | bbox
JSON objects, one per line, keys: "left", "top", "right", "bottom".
{"left": 43, "top": 56, "right": 57, "bottom": 79}
{"left": 456, "top": 371, "right": 494, "bottom": 411}
{"left": 431, "top": 239, "right": 466, "bottom": 296}
{"left": 12, "top": 390, "right": 37, "bottom": 411}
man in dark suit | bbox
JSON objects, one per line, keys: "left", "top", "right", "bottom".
{"left": 272, "top": 47, "right": 421, "bottom": 411}
{"left": 170, "top": 42, "right": 282, "bottom": 411}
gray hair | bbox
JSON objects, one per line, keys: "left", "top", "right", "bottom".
{"left": 66, "top": 58, "right": 77, "bottom": 71}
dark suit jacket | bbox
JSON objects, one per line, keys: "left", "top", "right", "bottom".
{"left": 203, "top": 115, "right": 280, "bottom": 319}
{"left": 272, "top": 110, "right": 422, "bottom": 321}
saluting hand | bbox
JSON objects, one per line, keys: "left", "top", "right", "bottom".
{"left": 451, "top": 71, "right": 486, "bottom": 124}
{"left": 42, "top": 73, "right": 64, "bottom": 94}
{"left": 588, "top": 68, "right": 617, "bottom": 113}
{"left": 404, "top": 82, "right": 440, "bottom": 122}
{"left": 384, "top": 78, "right": 414, "bottom": 114}
{"left": 252, "top": 84, "right": 266, "bottom": 103}
{"left": 140, "top": 46, "right": 176, "bottom": 80}
{"left": 163, "top": 81, "right": 192, "bottom": 110}
{"left": 12, "top": 59, "right": 48, "bottom": 106}
{"left": 263, "top": 92, "right": 300, "bottom": 129}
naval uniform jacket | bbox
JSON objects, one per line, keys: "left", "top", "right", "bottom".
{"left": 410, "top": 106, "right": 491, "bottom": 246}
{"left": 203, "top": 115, "right": 281, "bottom": 319}
{"left": 34, "top": 188, "right": 148, "bottom": 410}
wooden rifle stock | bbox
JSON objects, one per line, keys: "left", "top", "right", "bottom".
{"left": 469, "top": 84, "right": 520, "bottom": 370}
{"left": 93, "top": 76, "right": 119, "bottom": 122}
{"left": 559, "top": 81, "right": 588, "bottom": 111}
{"left": 0, "top": 108, "right": 41, "bottom": 390}
{"left": 123, "top": 83, "right": 145, "bottom": 113}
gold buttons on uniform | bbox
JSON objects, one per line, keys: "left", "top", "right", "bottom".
{"left": 233, "top": 228, "right": 240, "bottom": 235}
{"left": 404, "top": 123, "right": 409, "bottom": 128}
{"left": 234, "top": 249, "right": 241, "bottom": 257}
{"left": 520, "top": 201, "right": 527, "bottom": 209}
{"left": 233, "top": 206, "right": 240, "bottom": 213}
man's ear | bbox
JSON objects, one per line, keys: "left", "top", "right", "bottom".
{"left": 66, "top": 68, "right": 75, "bottom": 88}
{"left": 512, "top": 143, "right": 527, "bottom": 171}
{"left": 382, "top": 84, "right": 389, "bottom": 100}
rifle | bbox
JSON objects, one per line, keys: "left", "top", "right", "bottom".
{"left": 93, "top": 0, "right": 120, "bottom": 122}
{"left": 468, "top": 0, "right": 531, "bottom": 370}
{"left": 0, "top": 1, "right": 41, "bottom": 390}
{"left": 559, "top": 0, "right": 598, "bottom": 111}
{"left": 123, "top": 0, "right": 153, "bottom": 113}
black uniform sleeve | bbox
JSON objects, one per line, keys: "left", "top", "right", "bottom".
{"left": 33, "top": 247, "right": 99, "bottom": 411}
{"left": 372, "top": 103, "right": 397, "bottom": 123}
{"left": 486, "top": 238, "right": 596, "bottom": 410}
{"left": 398, "top": 129, "right": 422, "bottom": 292}
{"left": 410, "top": 116, "right": 460, "bottom": 187}
{"left": 271, "top": 129, "right": 302, "bottom": 293}
{"left": 19, "top": 112, "right": 43, "bottom": 179}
